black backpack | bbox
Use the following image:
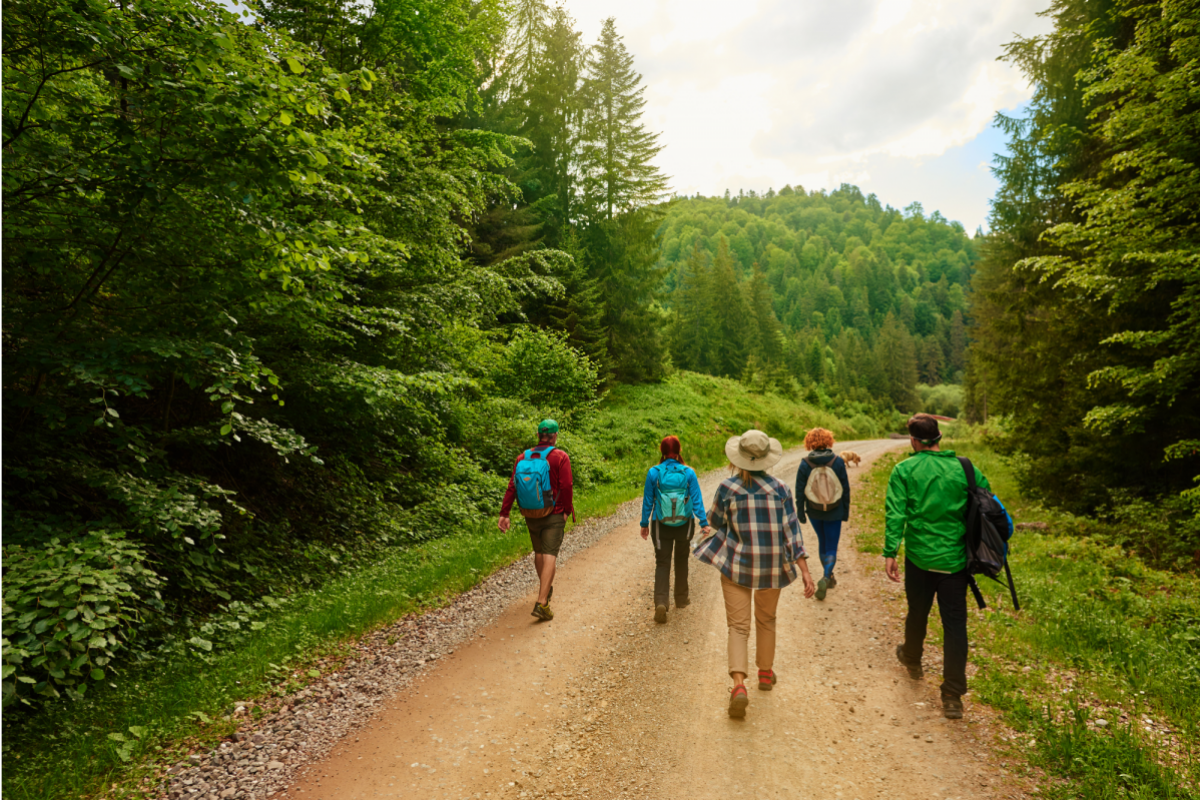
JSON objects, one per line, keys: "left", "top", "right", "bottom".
{"left": 959, "top": 457, "right": 1020, "bottom": 611}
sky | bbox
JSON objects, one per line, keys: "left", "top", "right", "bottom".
{"left": 559, "top": 0, "right": 1053, "bottom": 231}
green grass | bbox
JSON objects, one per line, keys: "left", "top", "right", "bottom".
{"left": 855, "top": 441, "right": 1200, "bottom": 799}
{"left": 3, "top": 370, "right": 872, "bottom": 800}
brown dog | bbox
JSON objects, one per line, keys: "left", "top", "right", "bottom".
{"left": 840, "top": 450, "right": 861, "bottom": 468}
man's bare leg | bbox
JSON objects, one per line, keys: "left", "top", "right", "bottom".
{"left": 534, "top": 553, "right": 556, "bottom": 604}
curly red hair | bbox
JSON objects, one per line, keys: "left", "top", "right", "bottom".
{"left": 804, "top": 427, "right": 834, "bottom": 451}
{"left": 659, "top": 435, "right": 685, "bottom": 464}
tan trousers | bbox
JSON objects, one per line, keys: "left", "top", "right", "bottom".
{"left": 721, "top": 576, "right": 782, "bottom": 677}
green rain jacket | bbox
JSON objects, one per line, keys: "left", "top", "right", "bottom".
{"left": 884, "top": 449, "right": 991, "bottom": 573}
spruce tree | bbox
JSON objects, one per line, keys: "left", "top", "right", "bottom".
{"left": 578, "top": 17, "right": 669, "bottom": 222}
{"left": 521, "top": 6, "right": 584, "bottom": 242}
{"left": 704, "top": 238, "right": 750, "bottom": 378}
{"left": 672, "top": 242, "right": 712, "bottom": 372}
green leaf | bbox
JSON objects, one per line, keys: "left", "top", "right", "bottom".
{"left": 286, "top": 57, "right": 304, "bottom": 74}
{"left": 90, "top": 668, "right": 105, "bottom": 680}
{"left": 220, "top": 424, "right": 232, "bottom": 436}
{"left": 128, "top": 725, "right": 148, "bottom": 739}
{"left": 279, "top": 110, "right": 293, "bottom": 126}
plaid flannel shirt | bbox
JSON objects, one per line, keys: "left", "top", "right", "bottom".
{"left": 692, "top": 473, "right": 808, "bottom": 589}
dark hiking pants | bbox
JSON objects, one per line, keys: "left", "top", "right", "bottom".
{"left": 652, "top": 520, "right": 692, "bottom": 607}
{"left": 901, "top": 558, "right": 969, "bottom": 698}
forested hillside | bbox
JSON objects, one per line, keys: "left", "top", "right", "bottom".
{"left": 658, "top": 188, "right": 975, "bottom": 416}
{"left": 968, "top": 0, "right": 1200, "bottom": 557}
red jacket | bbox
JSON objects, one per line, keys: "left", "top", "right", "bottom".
{"left": 501, "top": 445, "right": 574, "bottom": 519}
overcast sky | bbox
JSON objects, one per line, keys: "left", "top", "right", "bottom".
{"left": 561, "top": 0, "right": 1052, "bottom": 231}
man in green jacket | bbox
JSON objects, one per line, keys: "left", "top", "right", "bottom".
{"left": 883, "top": 414, "right": 990, "bottom": 720}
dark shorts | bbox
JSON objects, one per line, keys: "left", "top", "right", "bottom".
{"left": 526, "top": 513, "right": 566, "bottom": 557}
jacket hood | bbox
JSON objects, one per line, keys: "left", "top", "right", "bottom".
{"left": 806, "top": 448, "right": 837, "bottom": 465}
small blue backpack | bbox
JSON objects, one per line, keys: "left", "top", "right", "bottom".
{"left": 654, "top": 462, "right": 691, "bottom": 526}
{"left": 515, "top": 448, "right": 555, "bottom": 518}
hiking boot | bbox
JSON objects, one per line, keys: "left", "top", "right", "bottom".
{"left": 826, "top": 573, "right": 838, "bottom": 589}
{"left": 757, "top": 669, "right": 777, "bottom": 691}
{"left": 674, "top": 596, "right": 690, "bottom": 609}
{"left": 896, "top": 644, "right": 923, "bottom": 679}
{"left": 816, "top": 577, "right": 828, "bottom": 601}
{"left": 942, "top": 692, "right": 964, "bottom": 720}
{"left": 654, "top": 604, "right": 667, "bottom": 624}
{"left": 728, "top": 685, "right": 749, "bottom": 718}
{"left": 531, "top": 602, "right": 554, "bottom": 621}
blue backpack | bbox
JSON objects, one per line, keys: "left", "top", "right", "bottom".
{"left": 515, "top": 448, "right": 555, "bottom": 518}
{"left": 654, "top": 462, "right": 692, "bottom": 526}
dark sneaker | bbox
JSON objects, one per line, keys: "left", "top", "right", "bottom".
{"left": 674, "top": 597, "right": 690, "bottom": 609}
{"left": 757, "top": 669, "right": 777, "bottom": 691}
{"left": 816, "top": 577, "right": 828, "bottom": 601}
{"left": 942, "top": 692, "right": 964, "bottom": 719}
{"left": 728, "top": 685, "right": 749, "bottom": 718}
{"left": 896, "top": 644, "right": 923, "bottom": 679}
{"left": 531, "top": 602, "right": 553, "bottom": 621}
{"left": 654, "top": 604, "right": 667, "bottom": 624}
{"left": 827, "top": 574, "right": 838, "bottom": 589}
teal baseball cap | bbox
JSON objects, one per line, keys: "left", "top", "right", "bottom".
{"left": 538, "top": 419, "right": 559, "bottom": 435}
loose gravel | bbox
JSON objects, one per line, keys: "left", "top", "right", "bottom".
{"left": 157, "top": 496, "right": 645, "bottom": 800}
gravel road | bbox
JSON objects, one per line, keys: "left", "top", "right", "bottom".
{"left": 160, "top": 439, "right": 1022, "bottom": 800}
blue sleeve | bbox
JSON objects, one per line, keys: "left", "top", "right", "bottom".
{"left": 794, "top": 461, "right": 810, "bottom": 522}
{"left": 835, "top": 457, "right": 851, "bottom": 521}
{"left": 640, "top": 465, "right": 658, "bottom": 528}
{"left": 686, "top": 468, "right": 709, "bottom": 527}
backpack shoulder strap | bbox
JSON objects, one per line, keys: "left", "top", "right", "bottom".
{"left": 523, "top": 449, "right": 534, "bottom": 461}
{"left": 958, "top": 456, "right": 976, "bottom": 492}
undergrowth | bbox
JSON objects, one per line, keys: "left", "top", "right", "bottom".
{"left": 855, "top": 441, "right": 1200, "bottom": 799}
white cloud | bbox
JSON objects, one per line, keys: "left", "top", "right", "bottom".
{"left": 560, "top": 0, "right": 1052, "bottom": 229}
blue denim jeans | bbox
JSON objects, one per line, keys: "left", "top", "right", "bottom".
{"left": 809, "top": 518, "right": 842, "bottom": 579}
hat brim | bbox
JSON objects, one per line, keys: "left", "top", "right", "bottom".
{"left": 725, "top": 434, "right": 784, "bottom": 472}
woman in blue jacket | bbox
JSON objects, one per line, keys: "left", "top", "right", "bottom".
{"left": 640, "top": 435, "right": 710, "bottom": 624}
{"left": 794, "top": 427, "right": 851, "bottom": 601}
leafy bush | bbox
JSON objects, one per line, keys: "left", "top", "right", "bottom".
{"left": 917, "top": 383, "right": 964, "bottom": 418}
{"left": 2, "top": 531, "right": 164, "bottom": 707}
{"left": 491, "top": 328, "right": 601, "bottom": 418}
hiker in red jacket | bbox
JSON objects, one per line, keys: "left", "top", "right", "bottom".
{"left": 498, "top": 419, "right": 574, "bottom": 621}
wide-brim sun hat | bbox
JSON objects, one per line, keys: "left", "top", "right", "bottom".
{"left": 725, "top": 429, "right": 783, "bottom": 472}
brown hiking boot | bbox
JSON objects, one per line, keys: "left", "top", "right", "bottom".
{"left": 942, "top": 692, "right": 963, "bottom": 719}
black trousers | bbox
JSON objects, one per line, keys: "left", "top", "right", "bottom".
{"left": 652, "top": 520, "right": 692, "bottom": 607}
{"left": 901, "top": 558, "right": 970, "bottom": 698}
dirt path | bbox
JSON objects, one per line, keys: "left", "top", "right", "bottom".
{"left": 279, "top": 440, "right": 1014, "bottom": 800}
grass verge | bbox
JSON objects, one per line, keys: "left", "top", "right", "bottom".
{"left": 855, "top": 441, "right": 1200, "bottom": 799}
{"left": 3, "top": 371, "right": 872, "bottom": 800}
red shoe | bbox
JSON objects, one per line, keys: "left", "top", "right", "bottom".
{"left": 757, "top": 669, "right": 777, "bottom": 691}
{"left": 728, "top": 685, "right": 749, "bottom": 718}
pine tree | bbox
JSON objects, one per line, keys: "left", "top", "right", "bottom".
{"left": 704, "top": 238, "right": 750, "bottom": 378}
{"left": 578, "top": 17, "right": 668, "bottom": 222}
{"left": 502, "top": 0, "right": 551, "bottom": 103}
{"left": 874, "top": 313, "right": 919, "bottom": 411}
{"left": 548, "top": 227, "right": 611, "bottom": 379}
{"left": 672, "top": 242, "right": 712, "bottom": 372}
{"left": 520, "top": 6, "right": 584, "bottom": 242}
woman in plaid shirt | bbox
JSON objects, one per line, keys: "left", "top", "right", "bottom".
{"left": 694, "top": 429, "right": 817, "bottom": 718}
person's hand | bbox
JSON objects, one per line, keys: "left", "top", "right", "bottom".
{"left": 498, "top": 515, "right": 511, "bottom": 533}
{"left": 701, "top": 525, "right": 713, "bottom": 537}
{"left": 801, "top": 569, "right": 816, "bottom": 598}
{"left": 640, "top": 526, "right": 650, "bottom": 540}
{"left": 885, "top": 557, "right": 901, "bottom": 583}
